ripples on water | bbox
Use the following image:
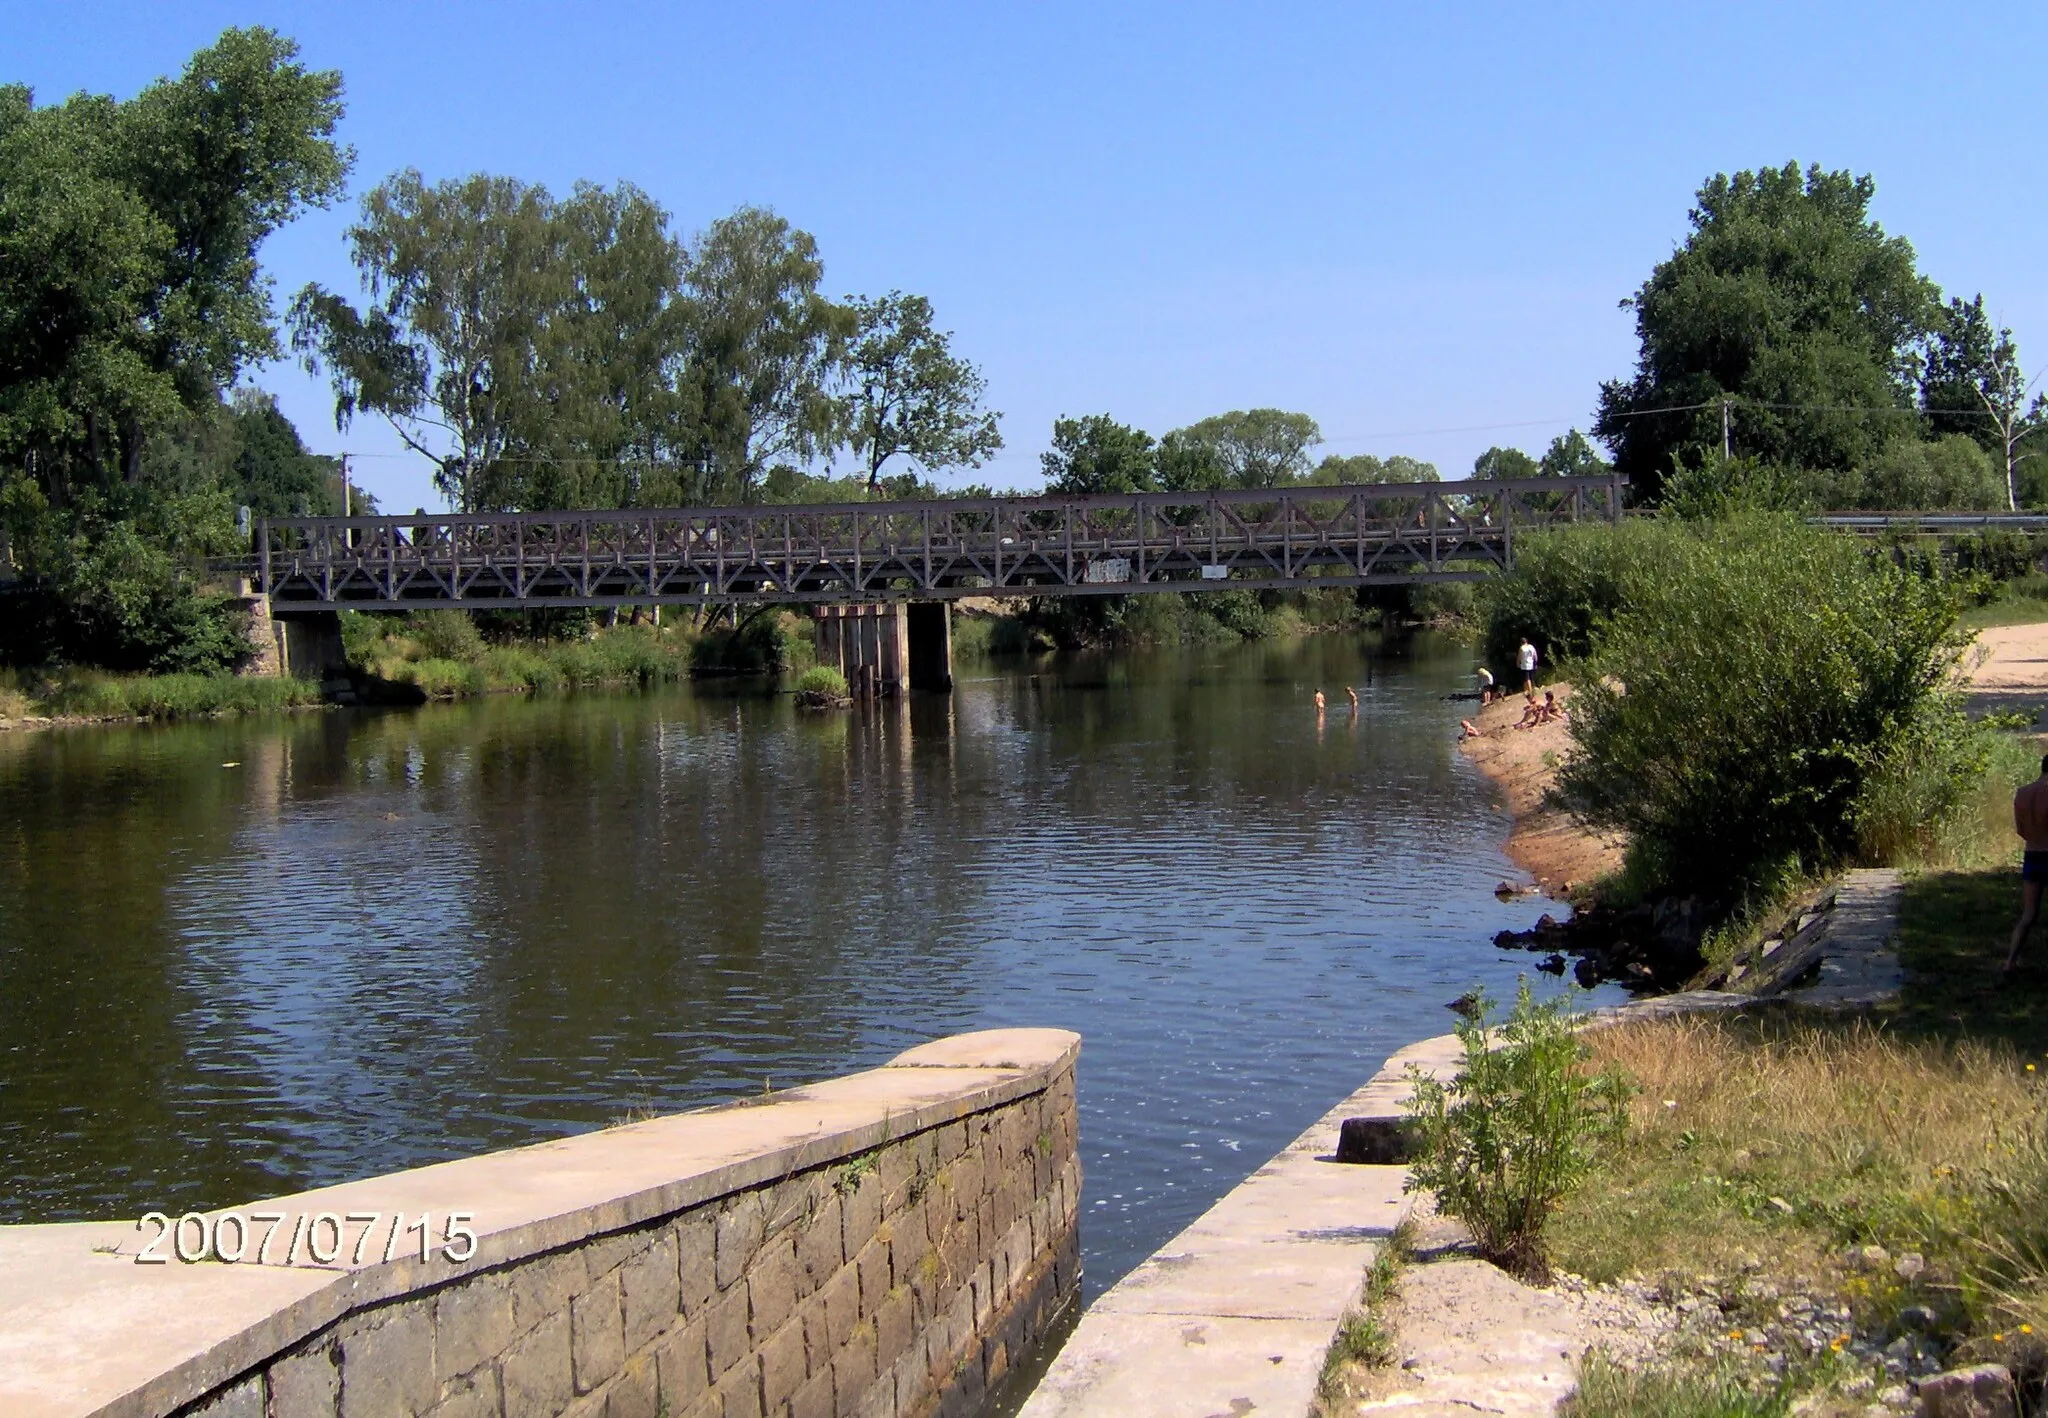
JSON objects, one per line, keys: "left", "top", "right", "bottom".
{"left": 0, "top": 632, "right": 1614, "bottom": 1287}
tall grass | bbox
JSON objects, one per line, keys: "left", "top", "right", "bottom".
{"left": 3, "top": 668, "right": 324, "bottom": 720}
{"left": 1552, "top": 1014, "right": 2048, "bottom": 1362}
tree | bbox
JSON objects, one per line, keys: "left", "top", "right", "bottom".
{"left": 1310, "top": 453, "right": 1440, "bottom": 484}
{"left": 0, "top": 28, "right": 349, "bottom": 500}
{"left": 1922, "top": 296, "right": 2044, "bottom": 511}
{"left": 290, "top": 171, "right": 565, "bottom": 512}
{"left": 1537, "top": 429, "right": 1611, "bottom": 479}
{"left": 838, "top": 292, "right": 1001, "bottom": 491}
{"left": 0, "top": 28, "right": 349, "bottom": 671}
{"left": 1041, "top": 415, "right": 1155, "bottom": 495}
{"left": 1471, "top": 446, "right": 1539, "bottom": 480}
{"left": 1156, "top": 409, "right": 1320, "bottom": 491}
{"left": 1595, "top": 164, "right": 1938, "bottom": 503}
{"left": 682, "top": 207, "right": 850, "bottom": 502}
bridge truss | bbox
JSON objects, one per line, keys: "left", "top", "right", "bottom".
{"left": 254, "top": 476, "right": 1626, "bottom": 611}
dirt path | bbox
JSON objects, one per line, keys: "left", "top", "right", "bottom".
{"left": 1963, "top": 621, "right": 2048, "bottom": 724}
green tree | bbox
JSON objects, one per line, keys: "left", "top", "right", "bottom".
{"left": 0, "top": 28, "right": 348, "bottom": 500}
{"left": 0, "top": 28, "right": 349, "bottom": 671}
{"left": 1155, "top": 409, "right": 1320, "bottom": 490}
{"left": 1310, "top": 453, "right": 1440, "bottom": 484}
{"left": 290, "top": 171, "right": 564, "bottom": 512}
{"left": 1921, "top": 296, "right": 2044, "bottom": 511}
{"left": 839, "top": 291, "right": 1002, "bottom": 491}
{"left": 1537, "top": 429, "right": 1611, "bottom": 479}
{"left": 1471, "top": 445, "right": 1539, "bottom": 479}
{"left": 682, "top": 206, "right": 850, "bottom": 502}
{"left": 1041, "top": 415, "right": 1156, "bottom": 495}
{"left": 1595, "top": 163, "right": 1938, "bottom": 503}
{"left": 1840, "top": 433, "right": 2004, "bottom": 511}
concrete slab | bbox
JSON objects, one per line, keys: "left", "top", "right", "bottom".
{"left": 1018, "top": 1031, "right": 1466, "bottom": 1417}
{"left": 1782, "top": 869, "right": 1902, "bottom": 1009}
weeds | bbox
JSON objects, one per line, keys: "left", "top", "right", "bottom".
{"left": 7, "top": 668, "right": 324, "bottom": 720}
{"left": 1403, "top": 982, "right": 1632, "bottom": 1283}
{"left": 1560, "top": 1350, "right": 1790, "bottom": 1418}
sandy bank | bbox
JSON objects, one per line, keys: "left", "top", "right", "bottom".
{"left": 1457, "top": 685, "right": 1624, "bottom": 897}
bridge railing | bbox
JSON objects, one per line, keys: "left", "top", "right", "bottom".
{"left": 253, "top": 475, "right": 1625, "bottom": 609}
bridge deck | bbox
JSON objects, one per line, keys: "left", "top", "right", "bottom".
{"left": 253, "top": 476, "right": 1625, "bottom": 610}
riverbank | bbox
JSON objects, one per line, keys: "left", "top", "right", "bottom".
{"left": 1457, "top": 684, "right": 1623, "bottom": 898}
{"left": 0, "top": 669, "right": 326, "bottom": 731}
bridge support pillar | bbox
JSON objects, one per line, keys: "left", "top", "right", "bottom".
{"left": 271, "top": 608, "right": 349, "bottom": 685}
{"left": 814, "top": 605, "right": 909, "bottom": 696}
{"left": 907, "top": 602, "right": 952, "bottom": 693}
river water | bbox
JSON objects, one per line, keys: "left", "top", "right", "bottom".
{"left": 0, "top": 631, "right": 1611, "bottom": 1290}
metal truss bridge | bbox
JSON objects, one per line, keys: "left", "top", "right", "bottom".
{"left": 252, "top": 475, "right": 1627, "bottom": 611}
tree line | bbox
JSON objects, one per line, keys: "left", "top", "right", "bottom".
{"left": 3, "top": 30, "right": 2042, "bottom": 674}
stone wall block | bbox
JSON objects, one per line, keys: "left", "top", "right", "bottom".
{"left": 873, "top": 1287, "right": 914, "bottom": 1379}
{"left": 876, "top": 1141, "right": 916, "bottom": 1207}
{"left": 424, "top": 1369, "right": 498, "bottom": 1418}
{"left": 748, "top": 1234, "right": 799, "bottom": 1337}
{"left": 854, "top": 1236, "right": 891, "bottom": 1316}
{"left": 935, "top": 1122, "right": 966, "bottom": 1167}
{"left": 909, "top": 1130, "right": 938, "bottom": 1182}
{"left": 921, "top": 1174, "right": 955, "bottom": 1249}
{"left": 969, "top": 1259, "right": 996, "bottom": 1328}
{"left": 510, "top": 1247, "right": 589, "bottom": 1335}
{"left": 887, "top": 1203, "right": 931, "bottom": 1293}
{"left": 713, "top": 1352, "right": 762, "bottom": 1418}
{"left": 796, "top": 1191, "right": 844, "bottom": 1291}
{"left": 581, "top": 1226, "right": 656, "bottom": 1287}
{"left": 338, "top": 1297, "right": 437, "bottom": 1418}
{"left": 571, "top": 1268, "right": 628, "bottom": 1395}
{"left": 758, "top": 1317, "right": 808, "bottom": 1412}
{"left": 949, "top": 1153, "right": 982, "bottom": 1221}
{"left": 763, "top": 1173, "right": 819, "bottom": 1241}
{"left": 820, "top": 1264, "right": 861, "bottom": 1350}
{"left": 605, "top": 1352, "right": 659, "bottom": 1418}
{"left": 840, "top": 1174, "right": 882, "bottom": 1262}
{"left": 716, "top": 1193, "right": 766, "bottom": 1292}
{"left": 653, "top": 1316, "right": 709, "bottom": 1410}
{"left": 187, "top": 1374, "right": 262, "bottom": 1418}
{"left": 434, "top": 1275, "right": 516, "bottom": 1385}
{"left": 266, "top": 1342, "right": 340, "bottom": 1418}
{"left": 499, "top": 1308, "right": 574, "bottom": 1416}
{"left": 790, "top": 1366, "right": 837, "bottom": 1418}
{"left": 706, "top": 1283, "right": 753, "bottom": 1379}
{"left": 620, "top": 1228, "right": 681, "bottom": 1353}
{"left": 831, "top": 1324, "right": 877, "bottom": 1416}
{"left": 677, "top": 1211, "right": 717, "bottom": 1317}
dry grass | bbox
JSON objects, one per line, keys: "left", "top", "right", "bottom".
{"left": 1551, "top": 1013, "right": 2048, "bottom": 1367}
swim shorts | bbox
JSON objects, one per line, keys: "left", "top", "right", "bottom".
{"left": 2024, "top": 851, "right": 2048, "bottom": 883}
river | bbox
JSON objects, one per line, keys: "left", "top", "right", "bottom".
{"left": 0, "top": 631, "right": 1613, "bottom": 1291}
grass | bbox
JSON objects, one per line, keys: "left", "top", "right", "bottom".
{"left": 1898, "top": 868, "right": 2048, "bottom": 1049}
{"left": 1313, "top": 1219, "right": 1413, "bottom": 1413}
{"left": 344, "top": 613, "right": 722, "bottom": 698}
{"left": 1560, "top": 1352, "right": 1791, "bottom": 1418}
{"left": 1548, "top": 1013, "right": 2047, "bottom": 1374}
{"left": 1959, "top": 574, "right": 2048, "bottom": 632}
{"left": 1, "top": 668, "right": 325, "bottom": 720}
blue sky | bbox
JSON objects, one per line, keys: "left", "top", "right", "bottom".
{"left": 11, "top": 3, "right": 2046, "bottom": 511}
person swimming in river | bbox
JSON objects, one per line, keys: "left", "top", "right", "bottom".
{"left": 1313, "top": 689, "right": 1326, "bottom": 714}
{"left": 1345, "top": 686, "right": 1359, "bottom": 712}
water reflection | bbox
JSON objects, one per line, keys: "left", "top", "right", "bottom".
{"left": 0, "top": 632, "right": 1614, "bottom": 1286}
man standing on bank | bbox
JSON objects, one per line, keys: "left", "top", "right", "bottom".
{"left": 1517, "top": 638, "right": 1540, "bottom": 697}
{"left": 2005, "top": 755, "right": 2048, "bottom": 975}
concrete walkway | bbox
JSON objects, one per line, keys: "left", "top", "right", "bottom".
{"left": 1017, "top": 1033, "right": 1464, "bottom": 1418}
{"left": 1780, "top": 868, "right": 1903, "bottom": 1009}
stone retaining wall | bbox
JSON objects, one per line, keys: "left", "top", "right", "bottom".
{"left": 0, "top": 1029, "right": 1080, "bottom": 1418}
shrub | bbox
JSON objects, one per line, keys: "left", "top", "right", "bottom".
{"left": 691, "top": 613, "right": 793, "bottom": 674}
{"left": 794, "top": 666, "right": 849, "bottom": 702}
{"left": 405, "top": 609, "right": 485, "bottom": 662}
{"left": 1402, "top": 982, "right": 1631, "bottom": 1283}
{"left": 1474, "top": 518, "right": 1696, "bottom": 677}
{"left": 1556, "top": 514, "right": 1978, "bottom": 892}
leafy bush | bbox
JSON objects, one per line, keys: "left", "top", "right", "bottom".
{"left": 1475, "top": 518, "right": 1696, "bottom": 675}
{"left": 1556, "top": 514, "right": 1978, "bottom": 892}
{"left": 28, "top": 670, "right": 322, "bottom": 719}
{"left": 405, "top": 609, "right": 485, "bottom": 662}
{"left": 691, "top": 613, "right": 797, "bottom": 674}
{"left": 1402, "top": 983, "right": 1631, "bottom": 1283}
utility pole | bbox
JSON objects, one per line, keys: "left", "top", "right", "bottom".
{"left": 1721, "top": 398, "right": 1733, "bottom": 461}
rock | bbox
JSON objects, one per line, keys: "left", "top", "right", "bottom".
{"left": 1893, "top": 1251, "right": 1926, "bottom": 1283}
{"left": 1767, "top": 1196, "right": 1795, "bottom": 1216}
{"left": 1845, "top": 1243, "right": 1890, "bottom": 1271}
{"left": 1916, "top": 1365, "right": 2017, "bottom": 1418}
{"left": 1538, "top": 952, "right": 1567, "bottom": 974}
{"left": 1898, "top": 1304, "right": 1938, "bottom": 1331}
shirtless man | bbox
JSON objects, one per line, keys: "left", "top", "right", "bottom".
{"left": 2005, "top": 755, "right": 2048, "bottom": 974}
{"left": 1345, "top": 686, "right": 1360, "bottom": 712}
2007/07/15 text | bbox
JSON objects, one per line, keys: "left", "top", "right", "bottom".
{"left": 134, "top": 1210, "right": 478, "bottom": 1266}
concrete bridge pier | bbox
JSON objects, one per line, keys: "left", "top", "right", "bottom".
{"left": 814, "top": 603, "right": 953, "bottom": 695}
{"left": 244, "top": 598, "right": 349, "bottom": 689}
